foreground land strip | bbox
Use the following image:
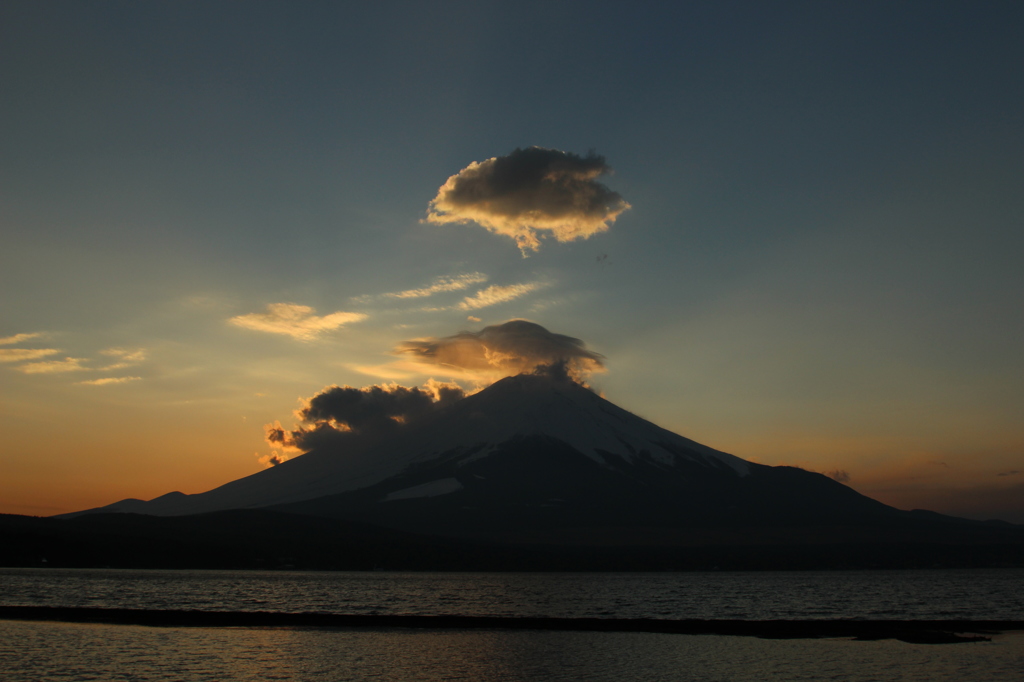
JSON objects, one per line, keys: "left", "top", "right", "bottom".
{"left": 2, "top": 606, "right": 1021, "bottom": 643}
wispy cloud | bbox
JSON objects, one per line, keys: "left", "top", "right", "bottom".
{"left": 0, "top": 348, "right": 60, "bottom": 363}
{"left": 0, "top": 332, "right": 46, "bottom": 346}
{"left": 349, "top": 360, "right": 490, "bottom": 383}
{"left": 347, "top": 362, "right": 424, "bottom": 381}
{"left": 1, "top": 335, "right": 147, "bottom": 381}
{"left": 256, "top": 450, "right": 292, "bottom": 468}
{"left": 17, "top": 357, "right": 90, "bottom": 374}
{"left": 99, "top": 347, "right": 146, "bottom": 370}
{"left": 229, "top": 303, "right": 367, "bottom": 340}
{"left": 78, "top": 376, "right": 142, "bottom": 386}
{"left": 458, "top": 282, "right": 546, "bottom": 310}
{"left": 825, "top": 469, "right": 851, "bottom": 483}
{"left": 382, "top": 273, "right": 488, "bottom": 299}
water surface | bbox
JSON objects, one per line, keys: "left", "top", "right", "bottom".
{"left": 1, "top": 619, "right": 1022, "bottom": 682}
{"left": 3, "top": 568, "right": 1022, "bottom": 681}
{"left": 3, "top": 567, "right": 1022, "bottom": 620}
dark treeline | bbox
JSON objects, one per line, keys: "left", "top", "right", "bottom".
{"left": 2, "top": 510, "right": 1024, "bottom": 571}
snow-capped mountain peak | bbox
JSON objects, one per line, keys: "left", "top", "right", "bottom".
{"left": 68, "top": 372, "right": 756, "bottom": 518}
{"left": 399, "top": 372, "right": 750, "bottom": 475}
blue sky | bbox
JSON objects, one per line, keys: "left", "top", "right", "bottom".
{"left": 1, "top": 1, "right": 1022, "bottom": 520}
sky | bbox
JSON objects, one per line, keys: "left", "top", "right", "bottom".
{"left": 1, "top": 1, "right": 1022, "bottom": 523}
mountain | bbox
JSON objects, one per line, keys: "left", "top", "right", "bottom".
{"left": 43, "top": 370, "right": 1024, "bottom": 567}
{"left": 276, "top": 372, "right": 913, "bottom": 542}
{"left": 66, "top": 371, "right": 1008, "bottom": 541}
{"left": 67, "top": 370, "right": 751, "bottom": 518}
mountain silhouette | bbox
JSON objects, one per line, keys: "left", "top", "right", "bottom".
{"left": 68, "top": 371, "right": 1006, "bottom": 539}
{"left": 31, "top": 369, "right": 1024, "bottom": 568}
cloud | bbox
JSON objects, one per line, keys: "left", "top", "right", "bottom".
{"left": 426, "top": 146, "right": 630, "bottom": 254}
{"left": 259, "top": 321, "right": 605, "bottom": 461}
{"left": 0, "top": 332, "right": 45, "bottom": 346}
{"left": 458, "top": 282, "right": 546, "bottom": 310}
{"left": 397, "top": 319, "right": 605, "bottom": 382}
{"left": 825, "top": 469, "right": 851, "bottom": 483}
{"left": 78, "top": 376, "right": 142, "bottom": 386}
{"left": 299, "top": 380, "right": 466, "bottom": 433}
{"left": 0, "top": 348, "right": 60, "bottom": 363}
{"left": 16, "top": 357, "right": 90, "bottom": 374}
{"left": 1, "top": 341, "right": 146, "bottom": 381}
{"left": 265, "top": 379, "right": 467, "bottom": 455}
{"left": 346, "top": 362, "right": 426, "bottom": 382}
{"left": 98, "top": 348, "right": 146, "bottom": 370}
{"left": 229, "top": 303, "right": 367, "bottom": 340}
{"left": 382, "top": 273, "right": 488, "bottom": 299}
{"left": 996, "top": 470, "right": 1020, "bottom": 477}
{"left": 256, "top": 450, "right": 291, "bottom": 468}
{"left": 1, "top": 342, "right": 146, "bottom": 382}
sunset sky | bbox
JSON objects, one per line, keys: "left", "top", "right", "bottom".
{"left": 2, "top": 1, "right": 1022, "bottom": 522}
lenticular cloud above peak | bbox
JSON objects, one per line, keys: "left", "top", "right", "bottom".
{"left": 398, "top": 319, "right": 605, "bottom": 382}
{"left": 426, "top": 147, "right": 630, "bottom": 254}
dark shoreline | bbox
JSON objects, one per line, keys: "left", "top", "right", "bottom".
{"left": 5, "top": 510, "right": 1024, "bottom": 571}
{"left": 2, "top": 606, "right": 1020, "bottom": 643}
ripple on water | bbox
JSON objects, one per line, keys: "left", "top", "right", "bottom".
{"left": 1, "top": 567, "right": 1022, "bottom": 621}
{"left": 1, "top": 620, "right": 1023, "bottom": 682}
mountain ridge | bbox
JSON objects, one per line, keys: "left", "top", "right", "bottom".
{"left": 62, "top": 372, "right": 751, "bottom": 518}
{"left": 60, "top": 371, "right": 1021, "bottom": 552}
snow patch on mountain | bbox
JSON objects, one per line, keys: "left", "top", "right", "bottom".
{"left": 382, "top": 478, "right": 463, "bottom": 502}
{"left": 397, "top": 373, "right": 750, "bottom": 476}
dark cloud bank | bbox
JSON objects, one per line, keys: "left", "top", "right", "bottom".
{"left": 266, "top": 380, "right": 466, "bottom": 454}
{"left": 427, "top": 147, "right": 630, "bottom": 254}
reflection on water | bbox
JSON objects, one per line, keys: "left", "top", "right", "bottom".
{"left": 1, "top": 619, "right": 1022, "bottom": 682}
{"left": 3, "top": 567, "right": 1023, "bottom": 620}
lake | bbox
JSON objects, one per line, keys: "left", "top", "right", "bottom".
{"left": 2, "top": 568, "right": 1023, "bottom": 680}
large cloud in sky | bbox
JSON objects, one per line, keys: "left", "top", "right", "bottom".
{"left": 426, "top": 147, "right": 631, "bottom": 254}
{"left": 261, "top": 321, "right": 605, "bottom": 465}
{"left": 298, "top": 380, "right": 466, "bottom": 434}
{"left": 264, "top": 379, "right": 466, "bottom": 463}
{"left": 397, "top": 319, "right": 605, "bottom": 382}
